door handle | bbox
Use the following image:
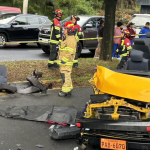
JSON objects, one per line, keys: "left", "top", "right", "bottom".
{"left": 23, "top": 27, "right": 28, "bottom": 30}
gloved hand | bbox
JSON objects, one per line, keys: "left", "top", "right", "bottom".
{"left": 115, "top": 52, "right": 118, "bottom": 55}
{"left": 61, "top": 60, "right": 65, "bottom": 64}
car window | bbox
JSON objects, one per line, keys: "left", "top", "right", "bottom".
{"left": 130, "top": 15, "right": 150, "bottom": 26}
{"left": 39, "top": 17, "right": 46, "bottom": 24}
{"left": 27, "top": 17, "right": 39, "bottom": 25}
{"left": 13, "top": 17, "right": 27, "bottom": 25}
{"left": 61, "top": 16, "right": 71, "bottom": 25}
{"left": 86, "top": 18, "right": 99, "bottom": 28}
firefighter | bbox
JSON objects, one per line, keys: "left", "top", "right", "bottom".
{"left": 57, "top": 21, "right": 77, "bottom": 97}
{"left": 116, "top": 29, "right": 132, "bottom": 69}
{"left": 48, "top": 9, "right": 63, "bottom": 70}
{"left": 71, "top": 15, "right": 82, "bottom": 68}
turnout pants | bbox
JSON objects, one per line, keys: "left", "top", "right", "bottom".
{"left": 48, "top": 44, "right": 58, "bottom": 68}
{"left": 117, "top": 56, "right": 127, "bottom": 69}
{"left": 60, "top": 65, "right": 73, "bottom": 93}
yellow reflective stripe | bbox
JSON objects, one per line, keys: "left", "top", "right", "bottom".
{"left": 62, "top": 87, "right": 72, "bottom": 92}
{"left": 50, "top": 40, "right": 59, "bottom": 44}
{"left": 57, "top": 61, "right": 73, "bottom": 66}
{"left": 127, "top": 51, "right": 129, "bottom": 54}
{"left": 50, "top": 26, "right": 53, "bottom": 41}
{"left": 122, "top": 45, "right": 126, "bottom": 51}
{"left": 127, "top": 46, "right": 132, "bottom": 50}
{"left": 121, "top": 40, "right": 124, "bottom": 46}
{"left": 51, "top": 22, "right": 53, "bottom": 25}
{"left": 75, "top": 33, "right": 79, "bottom": 42}
{"left": 59, "top": 47, "right": 74, "bottom": 52}
{"left": 62, "top": 57, "right": 69, "bottom": 62}
{"left": 56, "top": 34, "right": 61, "bottom": 38}
{"left": 59, "top": 40, "right": 62, "bottom": 42}
{"left": 116, "top": 49, "right": 118, "bottom": 52}
{"left": 120, "top": 53, "right": 127, "bottom": 57}
{"left": 78, "top": 32, "right": 82, "bottom": 35}
{"left": 73, "top": 60, "right": 78, "bottom": 63}
{"left": 48, "top": 60, "right": 54, "bottom": 64}
{"left": 55, "top": 26, "right": 60, "bottom": 30}
{"left": 54, "top": 60, "right": 58, "bottom": 63}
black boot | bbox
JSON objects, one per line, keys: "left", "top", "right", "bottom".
{"left": 73, "top": 63, "right": 78, "bottom": 68}
{"left": 58, "top": 91, "right": 71, "bottom": 97}
{"left": 54, "top": 63, "right": 59, "bottom": 69}
{"left": 48, "top": 63, "right": 56, "bottom": 70}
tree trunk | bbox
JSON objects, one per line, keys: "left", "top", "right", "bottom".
{"left": 100, "top": 0, "right": 118, "bottom": 61}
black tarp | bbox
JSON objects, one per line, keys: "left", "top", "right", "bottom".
{"left": 0, "top": 105, "right": 77, "bottom": 124}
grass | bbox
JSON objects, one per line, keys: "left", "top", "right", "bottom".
{"left": 0, "top": 58, "right": 119, "bottom": 88}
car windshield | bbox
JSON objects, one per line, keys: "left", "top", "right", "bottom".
{"left": 61, "top": 16, "right": 89, "bottom": 26}
{"left": 130, "top": 15, "right": 150, "bottom": 27}
{"left": 0, "top": 16, "right": 15, "bottom": 24}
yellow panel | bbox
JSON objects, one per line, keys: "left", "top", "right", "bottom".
{"left": 94, "top": 66, "right": 150, "bottom": 103}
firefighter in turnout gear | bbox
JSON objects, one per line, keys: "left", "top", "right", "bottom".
{"left": 58, "top": 21, "right": 77, "bottom": 97}
{"left": 116, "top": 29, "right": 132, "bottom": 69}
{"left": 71, "top": 15, "right": 82, "bottom": 68}
{"left": 48, "top": 9, "right": 63, "bottom": 70}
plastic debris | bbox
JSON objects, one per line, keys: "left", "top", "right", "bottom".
{"left": 36, "top": 145, "right": 44, "bottom": 148}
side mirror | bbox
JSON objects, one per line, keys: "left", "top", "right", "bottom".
{"left": 85, "top": 24, "right": 93, "bottom": 28}
{"left": 11, "top": 22, "right": 18, "bottom": 26}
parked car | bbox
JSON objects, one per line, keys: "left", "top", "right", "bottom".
{"left": 0, "top": 6, "right": 21, "bottom": 20}
{"left": 0, "top": 14, "right": 50, "bottom": 48}
{"left": 129, "top": 14, "right": 150, "bottom": 35}
{"left": 39, "top": 15, "right": 104, "bottom": 56}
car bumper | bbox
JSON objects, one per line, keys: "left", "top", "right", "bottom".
{"left": 79, "top": 134, "right": 150, "bottom": 150}
{"left": 38, "top": 37, "right": 50, "bottom": 46}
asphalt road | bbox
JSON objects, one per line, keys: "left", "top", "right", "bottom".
{"left": 0, "top": 87, "right": 98, "bottom": 150}
{"left": 0, "top": 44, "right": 94, "bottom": 62}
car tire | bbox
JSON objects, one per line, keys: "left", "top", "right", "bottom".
{"left": 78, "top": 42, "right": 82, "bottom": 58}
{"left": 19, "top": 43, "right": 27, "bottom": 46}
{"left": 41, "top": 45, "right": 50, "bottom": 54}
{"left": 89, "top": 49, "right": 95, "bottom": 54}
{"left": 0, "top": 33, "right": 7, "bottom": 48}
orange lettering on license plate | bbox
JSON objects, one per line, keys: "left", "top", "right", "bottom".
{"left": 101, "top": 138, "right": 126, "bottom": 150}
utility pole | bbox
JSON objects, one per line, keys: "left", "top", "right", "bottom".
{"left": 23, "top": 0, "right": 29, "bottom": 14}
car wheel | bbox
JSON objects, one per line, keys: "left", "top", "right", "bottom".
{"left": 89, "top": 49, "right": 95, "bottom": 54}
{"left": 41, "top": 45, "right": 50, "bottom": 54}
{"left": 78, "top": 42, "right": 82, "bottom": 58}
{"left": 0, "top": 33, "right": 7, "bottom": 48}
{"left": 19, "top": 43, "right": 28, "bottom": 46}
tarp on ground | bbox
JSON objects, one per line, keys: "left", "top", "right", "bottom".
{"left": 0, "top": 105, "right": 77, "bottom": 124}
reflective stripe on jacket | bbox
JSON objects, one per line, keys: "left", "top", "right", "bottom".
{"left": 116, "top": 38, "right": 132, "bottom": 57}
{"left": 50, "top": 18, "right": 62, "bottom": 44}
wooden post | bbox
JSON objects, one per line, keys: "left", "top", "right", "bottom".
{"left": 100, "top": 0, "right": 118, "bottom": 61}
{"left": 23, "top": 0, "right": 29, "bottom": 14}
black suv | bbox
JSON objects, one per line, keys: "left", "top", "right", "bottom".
{"left": 0, "top": 14, "right": 50, "bottom": 47}
{"left": 39, "top": 15, "right": 104, "bottom": 56}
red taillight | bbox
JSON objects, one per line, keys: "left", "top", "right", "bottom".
{"left": 147, "top": 127, "right": 150, "bottom": 131}
{"left": 76, "top": 123, "right": 81, "bottom": 128}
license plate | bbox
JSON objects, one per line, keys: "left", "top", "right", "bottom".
{"left": 101, "top": 138, "right": 126, "bottom": 150}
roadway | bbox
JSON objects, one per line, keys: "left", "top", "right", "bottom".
{"left": 0, "top": 44, "right": 94, "bottom": 62}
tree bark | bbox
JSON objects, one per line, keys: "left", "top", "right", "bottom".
{"left": 100, "top": 0, "right": 118, "bottom": 61}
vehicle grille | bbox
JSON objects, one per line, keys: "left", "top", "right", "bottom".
{"left": 83, "top": 129, "right": 150, "bottom": 142}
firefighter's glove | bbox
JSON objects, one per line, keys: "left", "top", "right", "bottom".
{"left": 61, "top": 60, "right": 66, "bottom": 64}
